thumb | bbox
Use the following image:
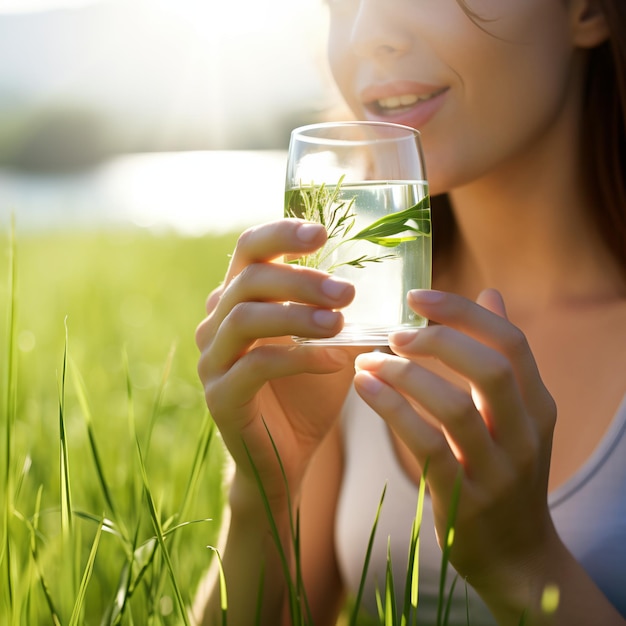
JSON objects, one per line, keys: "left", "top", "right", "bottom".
{"left": 476, "top": 288, "right": 508, "bottom": 319}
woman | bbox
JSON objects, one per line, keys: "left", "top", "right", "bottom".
{"left": 194, "top": 0, "right": 626, "bottom": 624}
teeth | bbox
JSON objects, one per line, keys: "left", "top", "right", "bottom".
{"left": 377, "top": 93, "right": 429, "bottom": 110}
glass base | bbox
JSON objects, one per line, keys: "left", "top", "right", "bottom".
{"left": 292, "top": 322, "right": 426, "bottom": 347}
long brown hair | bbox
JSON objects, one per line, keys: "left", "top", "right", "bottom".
{"left": 434, "top": 0, "right": 626, "bottom": 277}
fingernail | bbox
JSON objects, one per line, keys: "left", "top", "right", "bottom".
{"left": 321, "top": 277, "right": 351, "bottom": 300}
{"left": 355, "top": 371, "right": 384, "bottom": 395}
{"left": 389, "top": 330, "right": 417, "bottom": 346}
{"left": 296, "top": 223, "right": 323, "bottom": 242}
{"left": 313, "top": 309, "right": 339, "bottom": 329}
{"left": 408, "top": 289, "right": 444, "bottom": 305}
{"left": 324, "top": 348, "right": 349, "bottom": 366}
{"left": 354, "top": 350, "right": 387, "bottom": 370}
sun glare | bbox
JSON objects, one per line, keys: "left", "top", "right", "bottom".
{"left": 0, "top": 0, "right": 101, "bottom": 12}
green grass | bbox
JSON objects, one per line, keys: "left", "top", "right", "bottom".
{"left": 1, "top": 224, "right": 527, "bottom": 625}
{"left": 0, "top": 225, "right": 235, "bottom": 625}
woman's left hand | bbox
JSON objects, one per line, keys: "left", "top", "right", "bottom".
{"left": 353, "top": 288, "right": 558, "bottom": 600}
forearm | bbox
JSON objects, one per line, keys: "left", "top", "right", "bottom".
{"left": 196, "top": 477, "right": 297, "bottom": 626}
{"left": 477, "top": 532, "right": 625, "bottom": 626}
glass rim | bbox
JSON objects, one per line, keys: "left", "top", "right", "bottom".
{"left": 290, "top": 120, "right": 422, "bottom": 146}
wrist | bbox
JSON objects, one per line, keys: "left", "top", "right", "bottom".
{"left": 229, "top": 468, "right": 297, "bottom": 526}
{"left": 470, "top": 521, "right": 565, "bottom": 625}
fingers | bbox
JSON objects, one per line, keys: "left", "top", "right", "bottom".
{"left": 475, "top": 287, "right": 507, "bottom": 318}
{"left": 199, "top": 265, "right": 354, "bottom": 369}
{"left": 195, "top": 219, "right": 355, "bottom": 365}
{"left": 396, "top": 290, "right": 555, "bottom": 421}
{"left": 353, "top": 352, "right": 496, "bottom": 483}
{"left": 354, "top": 289, "right": 556, "bottom": 494}
{"left": 224, "top": 219, "right": 327, "bottom": 284}
{"left": 205, "top": 343, "right": 350, "bottom": 424}
{"left": 390, "top": 323, "right": 533, "bottom": 453}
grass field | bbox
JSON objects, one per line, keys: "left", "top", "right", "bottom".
{"left": 0, "top": 225, "right": 463, "bottom": 626}
{"left": 0, "top": 226, "right": 237, "bottom": 625}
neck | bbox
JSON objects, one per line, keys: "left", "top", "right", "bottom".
{"left": 444, "top": 111, "right": 624, "bottom": 318}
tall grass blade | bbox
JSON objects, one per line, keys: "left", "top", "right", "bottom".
{"left": 254, "top": 559, "right": 266, "bottom": 626}
{"left": 384, "top": 539, "right": 397, "bottom": 626}
{"left": 143, "top": 343, "right": 176, "bottom": 457}
{"left": 442, "top": 574, "right": 458, "bottom": 626}
{"left": 401, "top": 459, "right": 429, "bottom": 626}
{"left": 349, "top": 483, "right": 387, "bottom": 626}
{"left": 436, "top": 468, "right": 463, "bottom": 626}
{"left": 178, "top": 413, "right": 215, "bottom": 526}
{"left": 2, "top": 217, "right": 18, "bottom": 617}
{"left": 258, "top": 417, "right": 316, "bottom": 623}
{"left": 25, "top": 488, "right": 62, "bottom": 626}
{"left": 242, "top": 434, "right": 301, "bottom": 624}
{"left": 207, "top": 546, "right": 228, "bottom": 626}
{"left": 71, "top": 360, "right": 124, "bottom": 531}
{"left": 135, "top": 436, "right": 191, "bottom": 626}
{"left": 58, "top": 318, "right": 73, "bottom": 537}
{"left": 69, "top": 517, "right": 104, "bottom": 626}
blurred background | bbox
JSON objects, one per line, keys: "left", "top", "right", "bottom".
{"left": 0, "top": 0, "right": 344, "bottom": 235}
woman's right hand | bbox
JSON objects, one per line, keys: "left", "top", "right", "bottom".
{"left": 195, "top": 218, "right": 356, "bottom": 513}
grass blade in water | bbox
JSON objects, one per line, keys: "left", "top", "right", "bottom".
{"left": 350, "top": 197, "right": 431, "bottom": 247}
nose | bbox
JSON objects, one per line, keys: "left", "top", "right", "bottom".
{"left": 349, "top": 0, "right": 412, "bottom": 60}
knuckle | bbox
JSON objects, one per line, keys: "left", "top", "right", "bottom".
{"left": 481, "top": 352, "right": 515, "bottom": 389}
{"left": 417, "top": 324, "right": 449, "bottom": 350}
{"left": 195, "top": 313, "right": 217, "bottom": 350}
{"left": 501, "top": 325, "right": 529, "bottom": 359}
{"left": 537, "top": 391, "right": 558, "bottom": 437}
{"left": 235, "top": 224, "right": 259, "bottom": 251}
{"left": 203, "top": 379, "right": 224, "bottom": 415}
{"left": 225, "top": 301, "right": 254, "bottom": 329}
{"left": 447, "top": 393, "right": 478, "bottom": 425}
{"left": 233, "top": 262, "right": 260, "bottom": 286}
{"left": 425, "top": 436, "right": 453, "bottom": 468}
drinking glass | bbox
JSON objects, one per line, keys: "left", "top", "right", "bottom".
{"left": 284, "top": 121, "right": 431, "bottom": 345}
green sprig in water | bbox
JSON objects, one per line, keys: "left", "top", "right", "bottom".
{"left": 285, "top": 175, "right": 431, "bottom": 273}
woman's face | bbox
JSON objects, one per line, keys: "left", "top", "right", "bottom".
{"left": 327, "top": 0, "right": 583, "bottom": 194}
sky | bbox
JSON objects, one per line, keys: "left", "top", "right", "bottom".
{"left": 0, "top": 0, "right": 340, "bottom": 150}
{"left": 0, "top": 0, "right": 98, "bottom": 10}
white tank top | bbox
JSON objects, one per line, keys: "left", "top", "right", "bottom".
{"left": 336, "top": 387, "right": 626, "bottom": 624}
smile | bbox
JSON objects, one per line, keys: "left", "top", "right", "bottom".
{"left": 368, "top": 88, "right": 448, "bottom": 116}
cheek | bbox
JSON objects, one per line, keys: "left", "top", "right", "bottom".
{"left": 423, "top": 37, "right": 575, "bottom": 192}
{"left": 326, "top": 24, "right": 359, "bottom": 112}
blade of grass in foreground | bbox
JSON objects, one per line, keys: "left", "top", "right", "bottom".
{"left": 383, "top": 539, "right": 398, "bottom": 626}
{"left": 137, "top": 346, "right": 217, "bottom": 611}
{"left": 135, "top": 437, "right": 191, "bottom": 626}
{"left": 70, "top": 360, "right": 125, "bottom": 536}
{"left": 401, "top": 459, "right": 429, "bottom": 626}
{"left": 207, "top": 546, "right": 228, "bottom": 626}
{"left": 436, "top": 468, "right": 463, "bottom": 626}
{"left": 143, "top": 343, "right": 176, "bottom": 457}
{"left": 26, "top": 487, "right": 62, "bottom": 626}
{"left": 58, "top": 319, "right": 73, "bottom": 538}
{"left": 2, "top": 218, "right": 18, "bottom": 617}
{"left": 242, "top": 429, "right": 303, "bottom": 625}
{"left": 69, "top": 517, "right": 104, "bottom": 626}
{"left": 349, "top": 484, "right": 387, "bottom": 626}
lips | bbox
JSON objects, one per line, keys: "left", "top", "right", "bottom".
{"left": 359, "top": 81, "right": 449, "bottom": 128}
